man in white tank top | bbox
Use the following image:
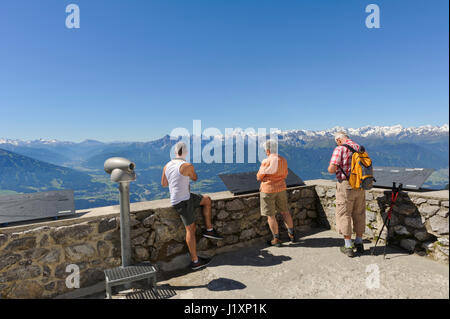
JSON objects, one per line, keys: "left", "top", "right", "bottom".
{"left": 161, "top": 142, "right": 223, "bottom": 270}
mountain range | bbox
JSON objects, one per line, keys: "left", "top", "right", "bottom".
{"left": 1, "top": 124, "right": 448, "bottom": 209}
{"left": 1, "top": 124, "right": 448, "bottom": 150}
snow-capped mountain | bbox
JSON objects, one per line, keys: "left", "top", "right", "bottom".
{"left": 0, "top": 138, "right": 74, "bottom": 146}
{"left": 276, "top": 124, "right": 449, "bottom": 145}
{"left": 1, "top": 124, "right": 448, "bottom": 209}
{"left": 1, "top": 124, "right": 448, "bottom": 146}
{"left": 281, "top": 124, "right": 448, "bottom": 138}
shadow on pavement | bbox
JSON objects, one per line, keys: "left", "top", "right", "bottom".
{"left": 288, "top": 236, "right": 343, "bottom": 248}
{"left": 125, "top": 277, "right": 246, "bottom": 299}
{"left": 209, "top": 247, "right": 292, "bottom": 268}
{"left": 366, "top": 245, "right": 411, "bottom": 259}
{"left": 287, "top": 235, "right": 410, "bottom": 259}
{"left": 158, "top": 243, "right": 292, "bottom": 282}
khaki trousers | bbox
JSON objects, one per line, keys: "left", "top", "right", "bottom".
{"left": 260, "top": 190, "right": 289, "bottom": 217}
{"left": 335, "top": 180, "right": 366, "bottom": 237}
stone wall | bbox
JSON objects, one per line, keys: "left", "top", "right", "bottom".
{"left": 0, "top": 216, "right": 121, "bottom": 298}
{"left": 0, "top": 186, "right": 317, "bottom": 299}
{"left": 130, "top": 186, "right": 317, "bottom": 265}
{"left": 1, "top": 180, "right": 448, "bottom": 299}
{"left": 312, "top": 180, "right": 449, "bottom": 263}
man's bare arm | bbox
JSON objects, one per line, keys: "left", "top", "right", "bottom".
{"left": 328, "top": 163, "right": 337, "bottom": 174}
{"left": 256, "top": 171, "right": 265, "bottom": 181}
{"left": 256, "top": 159, "right": 268, "bottom": 181}
{"left": 161, "top": 165, "right": 169, "bottom": 187}
{"left": 180, "top": 163, "right": 198, "bottom": 181}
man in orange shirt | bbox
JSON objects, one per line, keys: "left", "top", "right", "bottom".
{"left": 257, "top": 139, "right": 295, "bottom": 246}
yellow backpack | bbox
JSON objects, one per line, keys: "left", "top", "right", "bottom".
{"left": 342, "top": 144, "right": 375, "bottom": 190}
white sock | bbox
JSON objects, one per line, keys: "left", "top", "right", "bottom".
{"left": 193, "top": 259, "right": 198, "bottom": 263}
{"left": 344, "top": 239, "right": 353, "bottom": 248}
{"left": 207, "top": 228, "right": 213, "bottom": 232}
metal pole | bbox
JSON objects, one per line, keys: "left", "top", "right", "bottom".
{"left": 383, "top": 219, "right": 391, "bottom": 259}
{"left": 371, "top": 213, "right": 389, "bottom": 256}
{"left": 118, "top": 181, "right": 132, "bottom": 267}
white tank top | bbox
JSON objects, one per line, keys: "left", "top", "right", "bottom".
{"left": 165, "top": 159, "right": 190, "bottom": 205}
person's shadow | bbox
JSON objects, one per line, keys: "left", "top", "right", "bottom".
{"left": 134, "top": 242, "right": 292, "bottom": 299}
{"left": 367, "top": 244, "right": 410, "bottom": 259}
{"left": 126, "top": 277, "right": 246, "bottom": 299}
{"left": 207, "top": 246, "right": 292, "bottom": 268}
{"left": 287, "top": 236, "right": 343, "bottom": 248}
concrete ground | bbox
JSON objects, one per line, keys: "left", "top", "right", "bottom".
{"left": 91, "top": 229, "right": 449, "bottom": 299}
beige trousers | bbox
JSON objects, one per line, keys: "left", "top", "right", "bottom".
{"left": 335, "top": 180, "right": 366, "bottom": 237}
{"left": 260, "top": 190, "right": 289, "bottom": 217}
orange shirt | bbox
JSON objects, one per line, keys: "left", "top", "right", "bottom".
{"left": 257, "top": 153, "right": 288, "bottom": 193}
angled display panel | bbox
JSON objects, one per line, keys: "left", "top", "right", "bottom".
{"left": 219, "top": 168, "right": 305, "bottom": 195}
{"left": 0, "top": 190, "right": 76, "bottom": 225}
{"left": 372, "top": 167, "right": 435, "bottom": 190}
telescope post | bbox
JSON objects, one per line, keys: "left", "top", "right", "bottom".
{"left": 118, "top": 181, "right": 132, "bottom": 267}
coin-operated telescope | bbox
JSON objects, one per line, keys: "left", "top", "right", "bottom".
{"left": 104, "top": 157, "right": 136, "bottom": 267}
{"left": 104, "top": 157, "right": 136, "bottom": 183}
{"left": 102, "top": 157, "right": 158, "bottom": 299}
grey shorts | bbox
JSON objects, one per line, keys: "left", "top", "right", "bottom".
{"left": 172, "top": 193, "right": 203, "bottom": 226}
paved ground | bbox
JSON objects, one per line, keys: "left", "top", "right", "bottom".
{"left": 98, "top": 229, "right": 449, "bottom": 299}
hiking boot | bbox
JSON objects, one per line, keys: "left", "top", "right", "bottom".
{"left": 288, "top": 232, "right": 297, "bottom": 243}
{"left": 202, "top": 229, "right": 224, "bottom": 240}
{"left": 340, "top": 246, "right": 355, "bottom": 258}
{"left": 267, "top": 238, "right": 282, "bottom": 247}
{"left": 354, "top": 243, "right": 364, "bottom": 254}
{"left": 190, "top": 257, "right": 211, "bottom": 270}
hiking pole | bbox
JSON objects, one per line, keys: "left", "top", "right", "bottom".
{"left": 371, "top": 182, "right": 402, "bottom": 258}
{"left": 371, "top": 183, "right": 394, "bottom": 257}
{"left": 371, "top": 187, "right": 392, "bottom": 256}
{"left": 383, "top": 182, "right": 402, "bottom": 258}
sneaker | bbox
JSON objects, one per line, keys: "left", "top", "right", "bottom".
{"left": 288, "top": 232, "right": 296, "bottom": 243}
{"left": 190, "top": 257, "right": 211, "bottom": 270}
{"left": 202, "top": 229, "right": 224, "bottom": 240}
{"left": 354, "top": 243, "right": 364, "bottom": 254}
{"left": 267, "top": 238, "right": 282, "bottom": 247}
{"left": 340, "top": 246, "right": 355, "bottom": 258}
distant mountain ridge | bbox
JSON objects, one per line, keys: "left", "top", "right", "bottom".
{"left": 0, "top": 148, "right": 107, "bottom": 192}
{"left": 1, "top": 124, "right": 448, "bottom": 146}
{"left": 281, "top": 124, "right": 449, "bottom": 138}
{"left": 1, "top": 124, "right": 448, "bottom": 210}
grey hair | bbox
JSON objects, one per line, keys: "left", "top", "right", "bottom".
{"left": 174, "top": 141, "right": 187, "bottom": 157}
{"left": 262, "top": 139, "right": 278, "bottom": 154}
{"left": 334, "top": 131, "right": 349, "bottom": 142}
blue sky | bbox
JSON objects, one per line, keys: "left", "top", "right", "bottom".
{"left": 0, "top": 0, "right": 448, "bottom": 142}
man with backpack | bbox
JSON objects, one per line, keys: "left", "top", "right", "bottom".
{"left": 327, "top": 131, "right": 367, "bottom": 257}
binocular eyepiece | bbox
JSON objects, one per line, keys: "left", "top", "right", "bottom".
{"left": 104, "top": 157, "right": 136, "bottom": 183}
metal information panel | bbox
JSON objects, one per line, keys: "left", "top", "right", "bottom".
{"left": 219, "top": 168, "right": 305, "bottom": 195}
{"left": 0, "top": 190, "right": 76, "bottom": 225}
{"left": 372, "top": 167, "right": 435, "bottom": 190}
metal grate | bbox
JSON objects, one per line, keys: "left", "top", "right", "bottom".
{"left": 105, "top": 264, "right": 157, "bottom": 283}
{"left": 104, "top": 263, "right": 158, "bottom": 298}
{"left": 125, "top": 286, "right": 177, "bottom": 299}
